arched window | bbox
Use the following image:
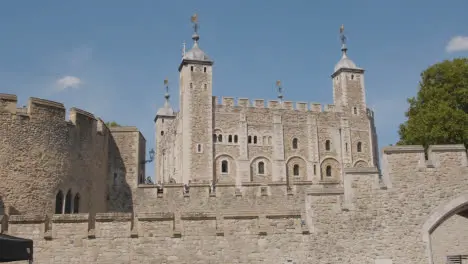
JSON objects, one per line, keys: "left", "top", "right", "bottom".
{"left": 253, "top": 136, "right": 257, "bottom": 144}
{"left": 204, "top": 67, "right": 207, "bottom": 73}
{"left": 55, "top": 191, "right": 63, "bottom": 214}
{"left": 326, "top": 166, "right": 332, "bottom": 177}
{"left": 325, "top": 140, "right": 331, "bottom": 151}
{"left": 213, "top": 134, "right": 217, "bottom": 143}
{"left": 263, "top": 136, "right": 267, "bottom": 145}
{"left": 293, "top": 164, "right": 299, "bottom": 176}
{"left": 234, "top": 135, "right": 238, "bottom": 143}
{"left": 218, "top": 134, "right": 223, "bottom": 142}
{"left": 357, "top": 142, "right": 362, "bottom": 152}
{"left": 248, "top": 136, "right": 252, "bottom": 144}
{"left": 190, "top": 66, "right": 194, "bottom": 72}
{"left": 313, "top": 165, "right": 316, "bottom": 175}
{"left": 292, "top": 138, "right": 298, "bottom": 149}
{"left": 221, "top": 160, "right": 228, "bottom": 173}
{"left": 73, "top": 194, "right": 80, "bottom": 214}
{"left": 160, "top": 131, "right": 164, "bottom": 136}
{"left": 197, "top": 144, "right": 202, "bottom": 153}
{"left": 353, "top": 107, "right": 357, "bottom": 115}
{"left": 228, "top": 135, "right": 233, "bottom": 143}
{"left": 64, "top": 190, "right": 72, "bottom": 214}
{"left": 258, "top": 162, "right": 265, "bottom": 174}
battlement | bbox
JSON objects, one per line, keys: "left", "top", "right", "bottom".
{"left": 213, "top": 96, "right": 337, "bottom": 112}
{"left": 0, "top": 93, "right": 108, "bottom": 135}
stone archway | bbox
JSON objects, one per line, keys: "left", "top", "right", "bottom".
{"left": 422, "top": 192, "right": 468, "bottom": 264}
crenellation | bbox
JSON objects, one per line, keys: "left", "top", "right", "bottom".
{"left": 283, "top": 101, "right": 294, "bottom": 110}
{"left": 268, "top": 100, "right": 280, "bottom": 109}
{"left": 222, "top": 96, "right": 235, "bottom": 107}
{"left": 310, "top": 103, "right": 322, "bottom": 112}
{"left": 324, "top": 104, "right": 336, "bottom": 112}
{"left": 296, "top": 102, "right": 308, "bottom": 111}
{"left": 254, "top": 99, "right": 265, "bottom": 108}
{"left": 237, "top": 98, "right": 250, "bottom": 107}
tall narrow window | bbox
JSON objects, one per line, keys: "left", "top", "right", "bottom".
{"left": 204, "top": 84, "right": 207, "bottom": 91}
{"left": 228, "top": 135, "right": 233, "bottom": 143}
{"left": 248, "top": 136, "right": 252, "bottom": 144}
{"left": 353, "top": 107, "right": 357, "bottom": 115}
{"left": 325, "top": 140, "right": 331, "bottom": 151}
{"left": 258, "top": 161, "right": 265, "bottom": 174}
{"left": 268, "top": 136, "right": 272, "bottom": 145}
{"left": 197, "top": 144, "right": 202, "bottom": 153}
{"left": 253, "top": 136, "right": 257, "bottom": 144}
{"left": 234, "top": 135, "right": 238, "bottom": 143}
{"left": 190, "top": 66, "right": 194, "bottom": 72}
{"left": 204, "top": 67, "right": 207, "bottom": 72}
{"left": 221, "top": 160, "right": 228, "bottom": 173}
{"left": 218, "top": 134, "right": 223, "bottom": 142}
{"left": 357, "top": 142, "right": 362, "bottom": 152}
{"left": 326, "top": 166, "right": 332, "bottom": 177}
{"left": 55, "top": 191, "right": 63, "bottom": 214}
{"left": 293, "top": 164, "right": 299, "bottom": 176}
{"left": 345, "top": 143, "right": 348, "bottom": 152}
{"left": 64, "top": 190, "right": 72, "bottom": 214}
{"left": 161, "top": 131, "right": 164, "bottom": 136}
{"left": 190, "top": 83, "right": 193, "bottom": 89}
{"left": 73, "top": 194, "right": 80, "bottom": 214}
{"left": 292, "top": 138, "right": 298, "bottom": 149}
{"left": 313, "top": 165, "right": 316, "bottom": 175}
{"left": 213, "top": 134, "right": 217, "bottom": 143}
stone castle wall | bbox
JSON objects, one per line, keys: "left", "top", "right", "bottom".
{"left": 0, "top": 94, "right": 146, "bottom": 217}
{"left": 2, "top": 144, "right": 466, "bottom": 263}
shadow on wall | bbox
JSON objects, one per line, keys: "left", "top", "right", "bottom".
{"left": 107, "top": 133, "right": 134, "bottom": 215}
{"left": 0, "top": 196, "right": 3, "bottom": 215}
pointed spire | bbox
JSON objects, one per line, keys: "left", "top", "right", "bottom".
{"left": 155, "top": 78, "right": 175, "bottom": 120}
{"left": 339, "top": 24, "right": 348, "bottom": 58}
{"left": 163, "top": 78, "right": 170, "bottom": 107}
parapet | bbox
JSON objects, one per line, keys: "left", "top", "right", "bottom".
{"left": 0, "top": 93, "right": 109, "bottom": 136}
{"left": 213, "top": 96, "right": 338, "bottom": 113}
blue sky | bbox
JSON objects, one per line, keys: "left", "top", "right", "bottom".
{"left": 1, "top": 0, "right": 467, "bottom": 178}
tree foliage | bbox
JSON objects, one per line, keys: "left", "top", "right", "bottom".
{"left": 398, "top": 58, "right": 468, "bottom": 149}
{"left": 105, "top": 121, "right": 122, "bottom": 127}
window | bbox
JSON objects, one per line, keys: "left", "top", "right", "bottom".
{"left": 218, "top": 134, "right": 223, "bottom": 142}
{"left": 258, "top": 162, "right": 265, "bottom": 174}
{"left": 293, "top": 164, "right": 299, "bottom": 176}
{"left": 345, "top": 143, "right": 348, "bottom": 152}
{"left": 253, "top": 136, "right": 257, "bottom": 144}
{"left": 248, "top": 136, "right": 252, "bottom": 144}
{"left": 353, "top": 107, "right": 357, "bottom": 115}
{"left": 161, "top": 131, "right": 164, "bottom": 136}
{"left": 190, "top": 83, "right": 193, "bottom": 89}
{"left": 351, "top": 74, "right": 354, "bottom": 80}
{"left": 197, "top": 144, "right": 202, "bottom": 153}
{"left": 204, "top": 67, "right": 207, "bottom": 72}
{"left": 191, "top": 66, "right": 194, "bottom": 72}
{"left": 213, "top": 134, "right": 217, "bottom": 142}
{"left": 268, "top": 136, "right": 272, "bottom": 145}
{"left": 292, "top": 138, "right": 298, "bottom": 149}
{"left": 113, "top": 173, "right": 117, "bottom": 184}
{"left": 64, "top": 190, "right": 72, "bottom": 214}
{"left": 357, "top": 142, "right": 362, "bottom": 152}
{"left": 313, "top": 165, "right": 316, "bottom": 175}
{"left": 73, "top": 194, "right": 80, "bottom": 214}
{"left": 221, "top": 160, "right": 228, "bottom": 173}
{"left": 326, "top": 166, "right": 332, "bottom": 177}
{"left": 55, "top": 191, "right": 63, "bottom": 214}
{"left": 228, "top": 135, "right": 232, "bottom": 143}
{"left": 204, "top": 84, "right": 207, "bottom": 91}
{"left": 325, "top": 140, "right": 331, "bottom": 151}
{"left": 234, "top": 135, "right": 238, "bottom": 143}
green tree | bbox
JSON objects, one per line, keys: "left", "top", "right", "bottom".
{"left": 398, "top": 58, "right": 468, "bottom": 149}
{"left": 105, "top": 121, "right": 122, "bottom": 127}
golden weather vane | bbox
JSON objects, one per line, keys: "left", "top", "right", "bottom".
{"left": 339, "top": 24, "right": 346, "bottom": 45}
{"left": 340, "top": 24, "right": 344, "bottom": 34}
{"left": 191, "top": 13, "right": 198, "bottom": 23}
{"left": 164, "top": 78, "right": 168, "bottom": 86}
{"left": 276, "top": 80, "right": 281, "bottom": 87}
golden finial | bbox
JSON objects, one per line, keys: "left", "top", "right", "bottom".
{"left": 164, "top": 78, "right": 168, "bottom": 86}
{"left": 191, "top": 13, "right": 198, "bottom": 23}
{"left": 276, "top": 80, "right": 281, "bottom": 87}
{"left": 340, "top": 24, "right": 344, "bottom": 34}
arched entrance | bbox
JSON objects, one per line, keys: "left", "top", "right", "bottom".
{"left": 422, "top": 192, "right": 468, "bottom": 264}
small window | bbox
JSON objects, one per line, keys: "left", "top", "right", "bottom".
{"left": 253, "top": 136, "right": 257, "bottom": 144}
{"left": 326, "top": 166, "right": 332, "bottom": 177}
{"left": 351, "top": 74, "right": 354, "bottom": 80}
{"left": 191, "top": 66, "right": 194, "bottom": 72}
{"left": 218, "top": 134, "right": 223, "bottom": 142}
{"left": 204, "top": 84, "right": 207, "bottom": 91}
{"left": 293, "top": 164, "right": 299, "bottom": 176}
{"left": 161, "top": 131, "right": 164, "bottom": 136}
{"left": 190, "top": 83, "right": 193, "bottom": 89}
{"left": 228, "top": 135, "right": 232, "bottom": 143}
{"left": 268, "top": 136, "right": 272, "bottom": 145}
{"left": 357, "top": 142, "right": 362, "bottom": 152}
{"left": 248, "top": 136, "right": 252, "bottom": 144}
{"left": 221, "top": 160, "right": 228, "bottom": 173}
{"left": 204, "top": 67, "right": 207, "bottom": 72}
{"left": 292, "top": 138, "right": 298, "bottom": 149}
{"left": 263, "top": 136, "right": 267, "bottom": 145}
{"left": 55, "top": 190, "right": 63, "bottom": 214}
{"left": 313, "top": 165, "right": 316, "bottom": 175}
{"left": 353, "top": 107, "right": 357, "bottom": 115}
{"left": 234, "top": 135, "right": 238, "bottom": 143}
{"left": 345, "top": 143, "right": 348, "bottom": 152}
{"left": 64, "top": 190, "right": 72, "bottom": 214}
{"left": 113, "top": 173, "right": 117, "bottom": 184}
{"left": 213, "top": 134, "right": 217, "bottom": 143}
{"left": 258, "top": 161, "right": 265, "bottom": 174}
{"left": 73, "top": 194, "right": 80, "bottom": 214}
{"left": 197, "top": 144, "right": 202, "bottom": 153}
{"left": 325, "top": 140, "right": 331, "bottom": 151}
{"left": 162, "top": 119, "right": 164, "bottom": 123}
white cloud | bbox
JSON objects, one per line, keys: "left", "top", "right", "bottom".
{"left": 446, "top": 36, "right": 468, "bottom": 53}
{"left": 56, "top": 76, "right": 82, "bottom": 90}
